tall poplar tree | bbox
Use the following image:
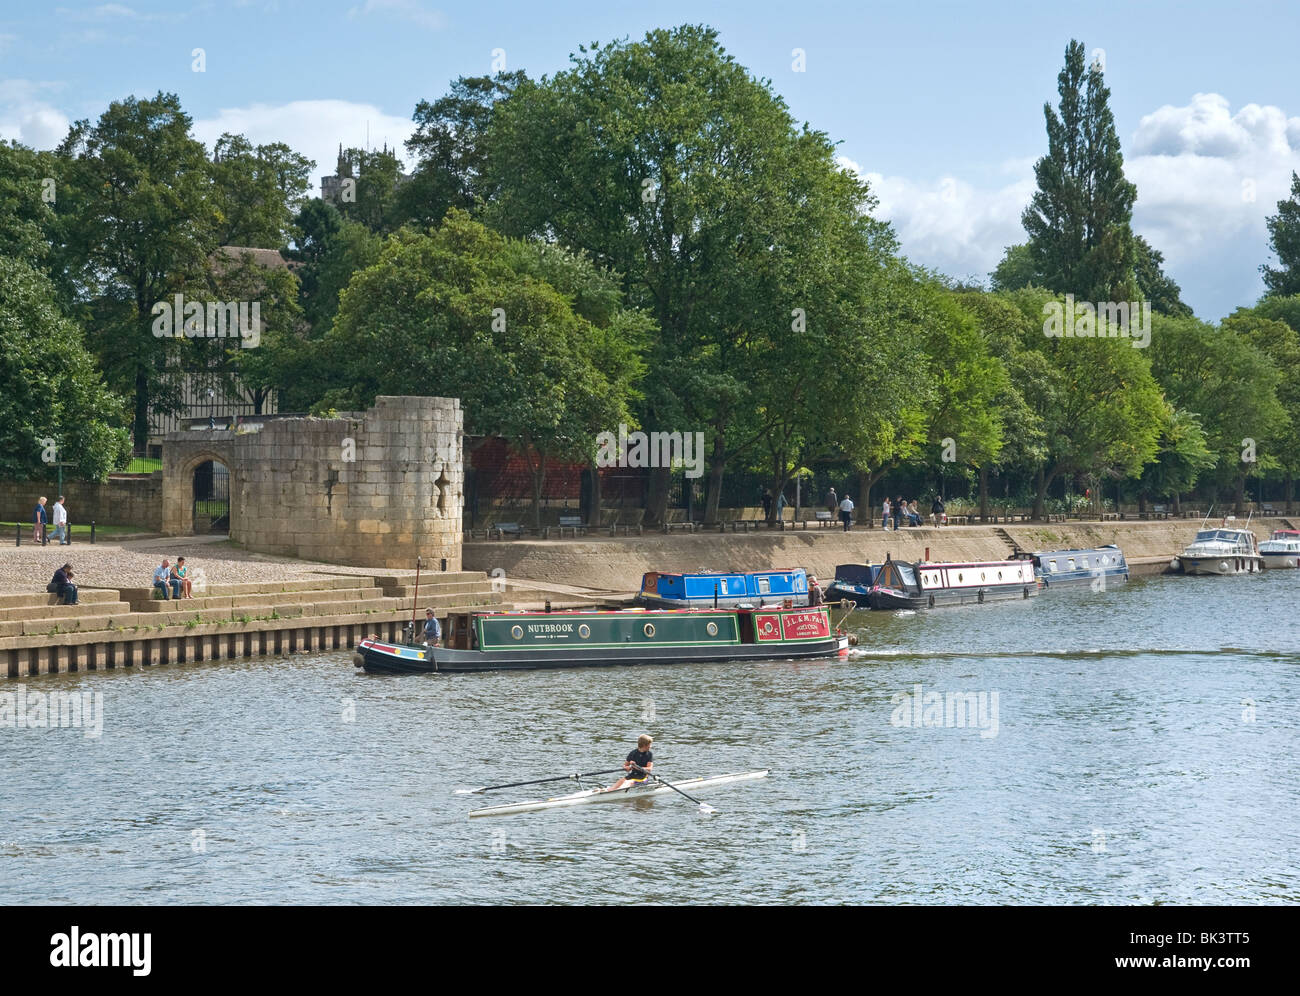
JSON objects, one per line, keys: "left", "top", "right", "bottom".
{"left": 1261, "top": 171, "right": 1300, "bottom": 297}
{"left": 1022, "top": 41, "right": 1139, "bottom": 305}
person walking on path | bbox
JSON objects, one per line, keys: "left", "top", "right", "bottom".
{"left": 826, "top": 487, "right": 838, "bottom": 513}
{"left": 776, "top": 490, "right": 788, "bottom": 523}
{"left": 761, "top": 489, "right": 772, "bottom": 521}
{"left": 52, "top": 496, "right": 69, "bottom": 545}
{"left": 839, "top": 494, "right": 855, "bottom": 532}
{"left": 33, "top": 497, "right": 47, "bottom": 543}
{"left": 882, "top": 497, "right": 892, "bottom": 530}
{"left": 931, "top": 496, "right": 946, "bottom": 526}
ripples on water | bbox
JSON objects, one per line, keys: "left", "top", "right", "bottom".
{"left": 1, "top": 573, "right": 1297, "bottom": 904}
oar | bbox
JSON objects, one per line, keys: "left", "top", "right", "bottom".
{"left": 455, "top": 768, "right": 626, "bottom": 795}
{"left": 632, "top": 765, "right": 717, "bottom": 815}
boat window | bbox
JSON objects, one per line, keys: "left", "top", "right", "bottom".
{"left": 957, "top": 573, "right": 963, "bottom": 583}
{"left": 1081, "top": 557, "right": 1089, "bottom": 568}
{"left": 1048, "top": 560, "right": 1058, "bottom": 572}
{"left": 1067, "top": 559, "right": 1075, "bottom": 570}
{"left": 896, "top": 565, "right": 917, "bottom": 586}
{"left": 720, "top": 579, "right": 729, "bottom": 594}
{"left": 758, "top": 578, "right": 770, "bottom": 594}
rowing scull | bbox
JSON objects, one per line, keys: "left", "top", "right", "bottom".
{"left": 467, "top": 769, "right": 770, "bottom": 818}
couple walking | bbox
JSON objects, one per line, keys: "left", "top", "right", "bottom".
{"left": 33, "top": 496, "right": 71, "bottom": 545}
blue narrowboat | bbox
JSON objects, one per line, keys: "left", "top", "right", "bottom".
{"left": 1014, "top": 546, "right": 1129, "bottom": 588}
{"left": 635, "top": 568, "right": 809, "bottom": 609}
{"left": 824, "top": 564, "right": 882, "bottom": 608}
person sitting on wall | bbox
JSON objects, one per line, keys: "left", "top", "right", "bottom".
{"left": 48, "top": 563, "right": 78, "bottom": 605}
{"left": 172, "top": 557, "right": 193, "bottom": 599}
{"left": 152, "top": 559, "right": 181, "bottom": 599}
{"left": 907, "top": 500, "right": 922, "bottom": 526}
{"left": 423, "top": 608, "right": 442, "bottom": 647}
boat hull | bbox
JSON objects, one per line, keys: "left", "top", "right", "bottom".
{"left": 468, "top": 770, "right": 770, "bottom": 817}
{"left": 1180, "top": 556, "right": 1264, "bottom": 575}
{"left": 1261, "top": 552, "right": 1300, "bottom": 568}
{"left": 357, "top": 636, "right": 849, "bottom": 673}
{"left": 869, "top": 583, "right": 1036, "bottom": 611}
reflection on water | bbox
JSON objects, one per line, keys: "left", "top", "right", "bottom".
{"left": 1, "top": 574, "right": 1298, "bottom": 904}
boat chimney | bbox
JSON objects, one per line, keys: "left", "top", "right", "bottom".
{"left": 545, "top": 600, "right": 551, "bottom": 613}
{"left": 924, "top": 547, "right": 930, "bottom": 562}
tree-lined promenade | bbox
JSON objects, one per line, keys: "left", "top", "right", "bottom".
{"left": 3, "top": 27, "right": 1300, "bottom": 528}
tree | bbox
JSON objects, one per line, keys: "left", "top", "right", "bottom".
{"left": 1022, "top": 41, "right": 1138, "bottom": 305}
{"left": 1132, "top": 235, "right": 1191, "bottom": 316}
{"left": 486, "top": 25, "right": 916, "bottom": 525}
{"left": 209, "top": 133, "right": 313, "bottom": 248}
{"left": 989, "top": 243, "right": 1037, "bottom": 293}
{"left": 1003, "top": 287, "right": 1165, "bottom": 517}
{"left": 321, "top": 211, "right": 647, "bottom": 528}
{"left": 399, "top": 71, "right": 528, "bottom": 227}
{"left": 0, "top": 141, "right": 59, "bottom": 270}
{"left": 55, "top": 92, "right": 218, "bottom": 452}
{"left": 0, "top": 257, "right": 131, "bottom": 480}
{"left": 1261, "top": 171, "right": 1300, "bottom": 297}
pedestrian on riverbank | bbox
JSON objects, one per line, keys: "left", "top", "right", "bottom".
{"left": 761, "top": 489, "right": 772, "bottom": 520}
{"left": 33, "top": 497, "right": 47, "bottom": 543}
{"left": 839, "top": 494, "right": 854, "bottom": 531}
{"left": 826, "top": 487, "right": 837, "bottom": 513}
{"left": 52, "top": 496, "right": 69, "bottom": 545}
{"left": 152, "top": 558, "right": 181, "bottom": 599}
{"left": 776, "top": 490, "right": 787, "bottom": 522}
{"left": 882, "top": 497, "right": 892, "bottom": 530}
{"left": 48, "top": 563, "right": 77, "bottom": 605}
{"left": 173, "top": 557, "right": 193, "bottom": 598}
{"left": 931, "top": 496, "right": 945, "bottom": 526}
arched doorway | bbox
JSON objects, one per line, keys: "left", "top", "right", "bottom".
{"left": 192, "top": 459, "right": 230, "bottom": 534}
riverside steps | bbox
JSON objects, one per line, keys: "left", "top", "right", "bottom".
{"left": 1, "top": 571, "right": 507, "bottom": 679}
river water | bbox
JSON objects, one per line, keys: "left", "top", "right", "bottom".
{"left": 2, "top": 572, "right": 1297, "bottom": 905}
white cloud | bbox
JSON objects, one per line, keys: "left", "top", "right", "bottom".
{"left": 347, "top": 0, "right": 445, "bottom": 31}
{"left": 842, "top": 93, "right": 1300, "bottom": 315}
{"left": 192, "top": 99, "right": 417, "bottom": 196}
{"left": 0, "top": 79, "right": 71, "bottom": 149}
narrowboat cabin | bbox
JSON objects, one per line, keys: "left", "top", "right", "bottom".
{"left": 868, "top": 557, "right": 1038, "bottom": 611}
{"left": 353, "top": 604, "right": 849, "bottom": 674}
{"left": 1015, "top": 546, "right": 1129, "bottom": 588}
{"left": 1260, "top": 529, "right": 1300, "bottom": 568}
{"left": 635, "top": 568, "right": 809, "bottom": 609}
{"left": 824, "top": 564, "right": 881, "bottom": 607}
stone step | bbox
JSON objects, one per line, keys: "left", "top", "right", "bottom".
{"left": 0, "top": 589, "right": 123, "bottom": 609}
{"left": 380, "top": 581, "right": 502, "bottom": 599}
{"left": 369, "top": 571, "right": 488, "bottom": 586}
{"left": 133, "top": 587, "right": 385, "bottom": 613}
{"left": 0, "top": 601, "right": 131, "bottom": 622}
{"left": 1, "top": 599, "right": 517, "bottom": 646}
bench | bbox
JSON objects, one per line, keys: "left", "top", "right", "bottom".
{"left": 1261, "top": 503, "right": 1278, "bottom": 516}
{"left": 813, "top": 510, "right": 835, "bottom": 528}
{"left": 556, "top": 515, "right": 589, "bottom": 538}
{"left": 719, "top": 519, "right": 761, "bottom": 533}
{"left": 1139, "top": 504, "right": 1169, "bottom": 520}
{"left": 608, "top": 522, "right": 643, "bottom": 536}
{"left": 492, "top": 522, "right": 524, "bottom": 540}
{"left": 662, "top": 520, "right": 697, "bottom": 533}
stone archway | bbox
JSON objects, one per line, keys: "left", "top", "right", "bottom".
{"left": 163, "top": 444, "right": 239, "bottom": 536}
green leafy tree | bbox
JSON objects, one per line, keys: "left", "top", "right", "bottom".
{"left": 399, "top": 71, "right": 528, "bottom": 227}
{"left": 1261, "top": 171, "right": 1300, "bottom": 297}
{"left": 0, "top": 257, "right": 131, "bottom": 480}
{"left": 322, "top": 211, "right": 647, "bottom": 527}
{"left": 486, "top": 25, "right": 917, "bottom": 525}
{"left": 1023, "top": 41, "right": 1138, "bottom": 305}
{"left": 0, "top": 141, "right": 59, "bottom": 270}
{"left": 55, "top": 92, "right": 218, "bottom": 452}
{"left": 209, "top": 133, "right": 313, "bottom": 248}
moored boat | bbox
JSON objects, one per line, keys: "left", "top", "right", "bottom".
{"left": 1176, "top": 524, "right": 1263, "bottom": 575}
{"left": 1260, "top": 529, "right": 1300, "bottom": 568}
{"left": 824, "top": 563, "right": 881, "bottom": 607}
{"left": 354, "top": 604, "right": 848, "bottom": 673}
{"left": 467, "top": 769, "right": 770, "bottom": 817}
{"left": 635, "top": 568, "right": 809, "bottom": 608}
{"left": 868, "top": 556, "right": 1038, "bottom": 610}
{"left": 1013, "top": 545, "right": 1129, "bottom": 589}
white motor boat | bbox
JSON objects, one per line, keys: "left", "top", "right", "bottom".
{"left": 1176, "top": 523, "right": 1263, "bottom": 575}
{"left": 1260, "top": 529, "right": 1300, "bottom": 569}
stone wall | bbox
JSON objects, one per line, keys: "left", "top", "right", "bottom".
{"left": 0, "top": 475, "right": 163, "bottom": 531}
{"left": 161, "top": 396, "right": 464, "bottom": 570}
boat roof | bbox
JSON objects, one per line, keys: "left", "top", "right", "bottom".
{"left": 1270, "top": 529, "right": 1300, "bottom": 537}
{"left": 644, "top": 568, "right": 802, "bottom": 577}
{"left": 1032, "top": 546, "right": 1121, "bottom": 556}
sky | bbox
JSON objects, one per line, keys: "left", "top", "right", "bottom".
{"left": 3, "top": 0, "right": 1299, "bottom": 319}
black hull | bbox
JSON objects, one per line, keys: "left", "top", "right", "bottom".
{"left": 869, "top": 584, "right": 1036, "bottom": 611}
{"left": 357, "top": 638, "right": 847, "bottom": 674}
{"left": 824, "top": 583, "right": 872, "bottom": 608}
